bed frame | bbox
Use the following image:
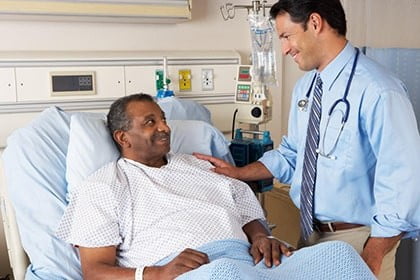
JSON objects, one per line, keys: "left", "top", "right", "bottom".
{"left": 0, "top": 152, "right": 29, "bottom": 280}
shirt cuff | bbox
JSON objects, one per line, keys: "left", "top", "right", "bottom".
{"left": 135, "top": 266, "right": 145, "bottom": 280}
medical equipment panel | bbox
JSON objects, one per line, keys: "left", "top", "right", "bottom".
{"left": 16, "top": 66, "right": 125, "bottom": 101}
{"left": 234, "top": 65, "right": 272, "bottom": 125}
{"left": 0, "top": 51, "right": 241, "bottom": 147}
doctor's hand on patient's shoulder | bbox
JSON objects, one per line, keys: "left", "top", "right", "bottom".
{"left": 143, "top": 248, "right": 209, "bottom": 280}
{"left": 194, "top": 153, "right": 274, "bottom": 182}
{"left": 250, "top": 235, "right": 294, "bottom": 268}
{"left": 193, "top": 153, "right": 241, "bottom": 179}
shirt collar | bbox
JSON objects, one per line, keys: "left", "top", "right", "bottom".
{"left": 319, "top": 42, "right": 356, "bottom": 91}
{"left": 123, "top": 152, "right": 173, "bottom": 169}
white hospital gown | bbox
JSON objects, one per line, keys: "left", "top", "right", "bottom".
{"left": 57, "top": 153, "right": 265, "bottom": 268}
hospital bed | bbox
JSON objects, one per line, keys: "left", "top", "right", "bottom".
{"left": 0, "top": 105, "right": 375, "bottom": 279}
{"left": 0, "top": 100, "right": 234, "bottom": 279}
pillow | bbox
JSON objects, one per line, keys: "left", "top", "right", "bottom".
{"left": 157, "top": 96, "right": 212, "bottom": 124}
{"left": 65, "top": 113, "right": 118, "bottom": 196}
{"left": 65, "top": 113, "right": 233, "bottom": 198}
{"left": 2, "top": 107, "right": 82, "bottom": 279}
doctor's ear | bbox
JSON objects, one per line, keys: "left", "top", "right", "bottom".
{"left": 113, "top": 130, "right": 131, "bottom": 148}
{"left": 308, "top": 13, "right": 322, "bottom": 32}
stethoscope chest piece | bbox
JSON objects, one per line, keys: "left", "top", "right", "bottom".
{"left": 298, "top": 98, "right": 309, "bottom": 111}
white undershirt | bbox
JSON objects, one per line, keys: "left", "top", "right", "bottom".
{"left": 57, "top": 153, "right": 265, "bottom": 268}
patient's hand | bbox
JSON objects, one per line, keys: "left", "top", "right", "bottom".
{"left": 250, "top": 235, "right": 294, "bottom": 267}
{"left": 144, "top": 248, "right": 209, "bottom": 280}
{"left": 193, "top": 153, "right": 240, "bottom": 179}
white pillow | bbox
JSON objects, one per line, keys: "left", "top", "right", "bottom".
{"left": 65, "top": 113, "right": 119, "bottom": 198}
{"left": 157, "top": 96, "right": 212, "bottom": 124}
{"left": 65, "top": 113, "right": 233, "bottom": 198}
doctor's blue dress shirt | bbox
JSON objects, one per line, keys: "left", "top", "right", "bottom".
{"left": 259, "top": 43, "right": 420, "bottom": 238}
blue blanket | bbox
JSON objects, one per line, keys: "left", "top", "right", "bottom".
{"left": 157, "top": 239, "right": 375, "bottom": 280}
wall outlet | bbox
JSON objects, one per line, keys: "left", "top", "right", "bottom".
{"left": 178, "top": 69, "right": 192, "bottom": 91}
{"left": 202, "top": 68, "right": 214, "bottom": 91}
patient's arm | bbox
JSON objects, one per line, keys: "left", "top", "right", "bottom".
{"left": 79, "top": 246, "right": 209, "bottom": 280}
{"left": 79, "top": 246, "right": 135, "bottom": 280}
{"left": 143, "top": 248, "right": 209, "bottom": 280}
{"left": 194, "top": 153, "right": 273, "bottom": 181}
{"left": 243, "top": 219, "right": 293, "bottom": 267}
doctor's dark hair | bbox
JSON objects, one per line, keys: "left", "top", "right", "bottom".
{"left": 107, "top": 93, "right": 156, "bottom": 146}
{"left": 269, "top": 0, "right": 347, "bottom": 36}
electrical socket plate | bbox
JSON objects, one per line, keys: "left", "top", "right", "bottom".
{"left": 201, "top": 68, "right": 214, "bottom": 91}
{"left": 178, "top": 69, "right": 192, "bottom": 91}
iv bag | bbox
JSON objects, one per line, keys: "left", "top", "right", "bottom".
{"left": 248, "top": 13, "right": 278, "bottom": 86}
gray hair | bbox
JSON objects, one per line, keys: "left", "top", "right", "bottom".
{"left": 107, "top": 93, "right": 156, "bottom": 149}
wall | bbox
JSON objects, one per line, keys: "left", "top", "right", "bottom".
{"left": 0, "top": 0, "right": 283, "bottom": 142}
{"left": 1, "top": 0, "right": 420, "bottom": 277}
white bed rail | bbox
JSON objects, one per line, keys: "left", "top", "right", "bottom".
{"left": 0, "top": 153, "right": 29, "bottom": 280}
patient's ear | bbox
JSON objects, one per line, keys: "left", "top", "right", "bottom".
{"left": 113, "top": 130, "right": 130, "bottom": 148}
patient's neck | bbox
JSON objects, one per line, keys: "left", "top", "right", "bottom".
{"left": 122, "top": 151, "right": 168, "bottom": 168}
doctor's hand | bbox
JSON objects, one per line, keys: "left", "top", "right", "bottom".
{"left": 250, "top": 235, "right": 294, "bottom": 268}
{"left": 143, "top": 248, "right": 209, "bottom": 280}
{"left": 193, "top": 152, "right": 241, "bottom": 179}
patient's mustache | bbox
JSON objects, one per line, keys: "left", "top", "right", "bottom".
{"left": 153, "top": 132, "right": 170, "bottom": 141}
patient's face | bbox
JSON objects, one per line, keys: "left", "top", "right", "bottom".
{"left": 123, "top": 100, "right": 171, "bottom": 167}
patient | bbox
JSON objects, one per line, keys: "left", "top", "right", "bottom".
{"left": 56, "top": 93, "right": 291, "bottom": 280}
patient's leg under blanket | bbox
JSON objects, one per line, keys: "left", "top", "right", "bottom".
{"left": 156, "top": 239, "right": 375, "bottom": 280}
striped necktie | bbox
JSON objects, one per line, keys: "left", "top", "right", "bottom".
{"left": 300, "top": 74, "right": 323, "bottom": 240}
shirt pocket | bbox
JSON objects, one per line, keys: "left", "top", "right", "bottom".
{"left": 317, "top": 115, "right": 352, "bottom": 169}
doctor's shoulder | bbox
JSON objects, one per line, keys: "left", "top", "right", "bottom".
{"left": 357, "top": 55, "right": 408, "bottom": 97}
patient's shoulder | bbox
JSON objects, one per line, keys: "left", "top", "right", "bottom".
{"left": 173, "top": 153, "right": 214, "bottom": 170}
{"left": 76, "top": 160, "right": 127, "bottom": 194}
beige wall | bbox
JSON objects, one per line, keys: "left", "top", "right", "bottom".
{"left": 1, "top": 0, "right": 420, "bottom": 277}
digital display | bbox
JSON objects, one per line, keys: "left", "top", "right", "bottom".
{"left": 52, "top": 75, "right": 93, "bottom": 92}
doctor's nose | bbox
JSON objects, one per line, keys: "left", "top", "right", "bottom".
{"left": 281, "top": 41, "right": 291, "bottom": 56}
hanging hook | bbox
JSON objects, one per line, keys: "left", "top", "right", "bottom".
{"left": 220, "top": 3, "right": 235, "bottom": 21}
{"left": 220, "top": 1, "right": 272, "bottom": 21}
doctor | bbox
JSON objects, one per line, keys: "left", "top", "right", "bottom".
{"left": 195, "top": 0, "right": 420, "bottom": 279}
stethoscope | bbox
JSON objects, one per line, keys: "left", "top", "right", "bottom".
{"left": 298, "top": 48, "right": 360, "bottom": 160}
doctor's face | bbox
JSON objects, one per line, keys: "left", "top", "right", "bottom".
{"left": 122, "top": 100, "right": 171, "bottom": 165}
{"left": 275, "top": 12, "right": 320, "bottom": 71}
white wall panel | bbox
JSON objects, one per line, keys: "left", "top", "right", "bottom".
{"left": 15, "top": 66, "right": 125, "bottom": 102}
{"left": 0, "top": 68, "right": 16, "bottom": 103}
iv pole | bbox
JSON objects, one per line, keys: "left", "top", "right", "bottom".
{"left": 220, "top": 0, "right": 275, "bottom": 213}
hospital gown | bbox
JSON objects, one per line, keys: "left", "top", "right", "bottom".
{"left": 57, "top": 153, "right": 265, "bottom": 269}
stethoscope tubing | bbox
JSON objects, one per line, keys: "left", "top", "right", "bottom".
{"left": 298, "top": 48, "right": 360, "bottom": 159}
